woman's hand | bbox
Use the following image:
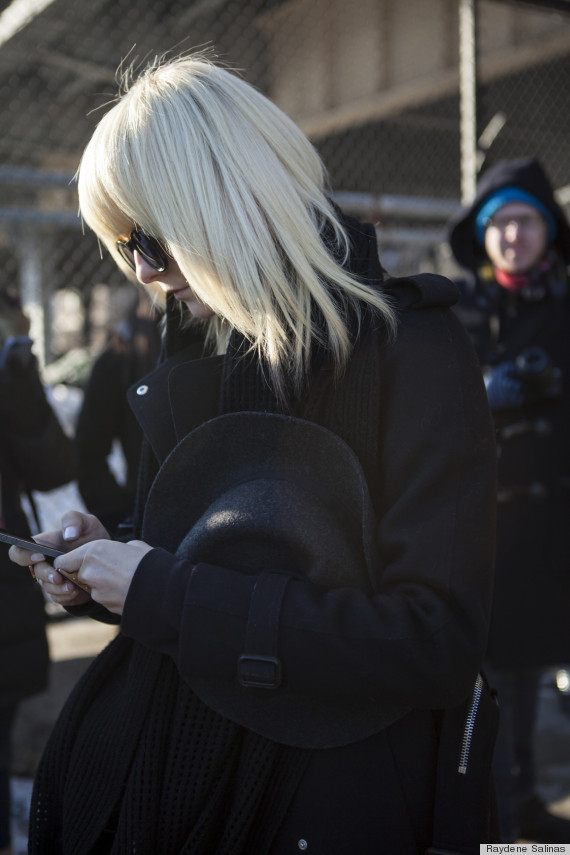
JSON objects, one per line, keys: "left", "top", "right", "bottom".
{"left": 9, "top": 508, "right": 109, "bottom": 561}
{"left": 53, "top": 539, "right": 153, "bottom": 614}
{"left": 8, "top": 509, "right": 150, "bottom": 613}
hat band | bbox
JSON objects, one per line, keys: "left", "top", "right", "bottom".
{"left": 475, "top": 186, "right": 557, "bottom": 245}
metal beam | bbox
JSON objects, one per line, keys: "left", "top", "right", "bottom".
{"left": 0, "top": 206, "right": 80, "bottom": 227}
{"left": 495, "top": 0, "right": 570, "bottom": 14}
{"left": 0, "top": 164, "right": 74, "bottom": 186}
{"left": 0, "top": 0, "right": 57, "bottom": 48}
{"left": 332, "top": 191, "right": 460, "bottom": 221}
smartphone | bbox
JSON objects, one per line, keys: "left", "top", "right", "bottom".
{"left": 0, "top": 530, "right": 63, "bottom": 560}
{"left": 0, "top": 530, "right": 91, "bottom": 592}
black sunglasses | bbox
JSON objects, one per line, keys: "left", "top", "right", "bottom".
{"left": 116, "top": 229, "right": 169, "bottom": 273}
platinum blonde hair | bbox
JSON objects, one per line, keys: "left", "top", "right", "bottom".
{"left": 77, "top": 53, "right": 395, "bottom": 396}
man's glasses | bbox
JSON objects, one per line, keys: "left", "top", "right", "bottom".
{"left": 116, "top": 229, "right": 169, "bottom": 273}
{"left": 487, "top": 213, "right": 544, "bottom": 233}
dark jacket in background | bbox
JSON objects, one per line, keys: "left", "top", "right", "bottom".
{"left": 75, "top": 315, "right": 161, "bottom": 535}
{"left": 448, "top": 157, "right": 570, "bottom": 669}
{"left": 0, "top": 339, "right": 76, "bottom": 707}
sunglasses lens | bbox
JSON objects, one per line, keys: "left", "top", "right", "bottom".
{"left": 116, "top": 241, "right": 136, "bottom": 271}
{"left": 133, "top": 232, "right": 168, "bottom": 272}
{"left": 116, "top": 231, "right": 168, "bottom": 273}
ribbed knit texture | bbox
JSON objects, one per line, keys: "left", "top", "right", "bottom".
{"left": 29, "top": 636, "right": 312, "bottom": 854}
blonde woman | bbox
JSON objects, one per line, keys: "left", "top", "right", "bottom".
{"left": 11, "top": 55, "right": 496, "bottom": 854}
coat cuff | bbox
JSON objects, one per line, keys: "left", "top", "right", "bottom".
{"left": 121, "top": 548, "right": 190, "bottom": 655}
{"left": 66, "top": 602, "right": 120, "bottom": 625}
{"left": 122, "top": 551, "right": 280, "bottom": 683}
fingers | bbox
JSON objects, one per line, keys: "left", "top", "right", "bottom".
{"left": 8, "top": 512, "right": 109, "bottom": 569}
{"left": 9, "top": 544, "right": 49, "bottom": 567}
{"left": 37, "top": 563, "right": 91, "bottom": 606}
{"left": 8, "top": 519, "right": 100, "bottom": 608}
{"left": 60, "top": 510, "right": 110, "bottom": 546}
{"left": 15, "top": 533, "right": 143, "bottom": 613}
{"left": 52, "top": 543, "right": 92, "bottom": 597}
{"left": 53, "top": 566, "right": 92, "bottom": 594}
{"left": 55, "top": 539, "right": 151, "bottom": 615}
{"left": 16, "top": 541, "right": 92, "bottom": 605}
{"left": 60, "top": 509, "right": 88, "bottom": 544}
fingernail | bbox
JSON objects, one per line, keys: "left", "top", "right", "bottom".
{"left": 30, "top": 553, "right": 44, "bottom": 562}
{"left": 63, "top": 526, "right": 79, "bottom": 540}
{"left": 48, "top": 572, "right": 54, "bottom": 583}
{"left": 62, "top": 583, "right": 71, "bottom": 593}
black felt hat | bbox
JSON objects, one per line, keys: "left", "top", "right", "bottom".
{"left": 142, "top": 411, "right": 409, "bottom": 748}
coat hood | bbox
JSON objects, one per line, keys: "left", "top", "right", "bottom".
{"left": 447, "top": 157, "right": 570, "bottom": 273}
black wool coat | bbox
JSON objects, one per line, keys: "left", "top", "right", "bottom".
{"left": 124, "top": 274, "right": 496, "bottom": 716}
{"left": 34, "top": 217, "right": 496, "bottom": 854}
{"left": 449, "top": 157, "right": 570, "bottom": 668}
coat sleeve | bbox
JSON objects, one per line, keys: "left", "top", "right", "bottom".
{"left": 121, "top": 306, "right": 497, "bottom": 710}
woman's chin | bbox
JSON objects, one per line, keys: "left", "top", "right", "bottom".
{"left": 182, "top": 298, "right": 215, "bottom": 319}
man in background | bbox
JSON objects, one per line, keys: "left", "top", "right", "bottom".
{"left": 448, "top": 157, "right": 570, "bottom": 844}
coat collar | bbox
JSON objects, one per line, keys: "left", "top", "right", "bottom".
{"left": 127, "top": 352, "right": 224, "bottom": 463}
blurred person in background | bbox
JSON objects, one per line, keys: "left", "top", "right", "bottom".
{"left": 75, "top": 287, "right": 161, "bottom": 537}
{"left": 0, "top": 285, "right": 76, "bottom": 855}
{"left": 448, "top": 157, "right": 570, "bottom": 844}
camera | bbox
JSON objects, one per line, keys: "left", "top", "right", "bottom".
{"left": 484, "top": 346, "right": 562, "bottom": 411}
{"left": 515, "top": 346, "right": 562, "bottom": 400}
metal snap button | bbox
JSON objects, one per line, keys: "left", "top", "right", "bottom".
{"left": 297, "top": 841, "right": 308, "bottom": 851}
{"left": 136, "top": 384, "right": 149, "bottom": 396}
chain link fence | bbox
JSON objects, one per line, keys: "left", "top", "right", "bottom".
{"left": 0, "top": 0, "right": 569, "bottom": 373}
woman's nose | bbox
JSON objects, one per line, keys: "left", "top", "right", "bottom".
{"left": 133, "top": 250, "right": 158, "bottom": 285}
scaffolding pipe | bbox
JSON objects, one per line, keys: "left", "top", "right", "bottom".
{"left": 459, "top": 0, "right": 478, "bottom": 203}
{"left": 18, "top": 229, "right": 47, "bottom": 368}
{"left": 0, "top": 206, "right": 80, "bottom": 226}
{"left": 331, "top": 191, "right": 460, "bottom": 221}
{"left": 0, "top": 164, "right": 74, "bottom": 186}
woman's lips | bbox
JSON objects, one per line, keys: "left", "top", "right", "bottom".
{"left": 167, "top": 286, "right": 192, "bottom": 300}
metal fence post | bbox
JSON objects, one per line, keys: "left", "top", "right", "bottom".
{"left": 459, "top": 0, "right": 478, "bottom": 204}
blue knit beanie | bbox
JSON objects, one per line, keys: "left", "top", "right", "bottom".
{"left": 475, "top": 186, "right": 557, "bottom": 245}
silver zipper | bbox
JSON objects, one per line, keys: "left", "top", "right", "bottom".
{"left": 458, "top": 674, "right": 484, "bottom": 774}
